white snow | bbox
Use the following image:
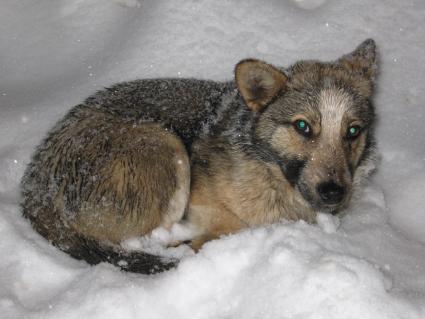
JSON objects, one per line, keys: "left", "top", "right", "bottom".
{"left": 1, "top": 0, "right": 425, "bottom": 318}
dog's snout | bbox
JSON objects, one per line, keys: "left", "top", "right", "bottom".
{"left": 317, "top": 181, "right": 345, "bottom": 205}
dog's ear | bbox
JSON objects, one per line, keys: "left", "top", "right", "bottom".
{"left": 235, "top": 59, "right": 287, "bottom": 112}
{"left": 338, "top": 39, "right": 377, "bottom": 81}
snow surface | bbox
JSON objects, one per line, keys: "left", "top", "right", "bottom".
{"left": 1, "top": 0, "right": 425, "bottom": 318}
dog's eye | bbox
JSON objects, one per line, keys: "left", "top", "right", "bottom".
{"left": 293, "top": 119, "right": 312, "bottom": 137}
{"left": 347, "top": 125, "right": 361, "bottom": 139}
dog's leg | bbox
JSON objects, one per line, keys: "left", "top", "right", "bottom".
{"left": 47, "top": 115, "right": 190, "bottom": 245}
{"left": 187, "top": 203, "right": 249, "bottom": 251}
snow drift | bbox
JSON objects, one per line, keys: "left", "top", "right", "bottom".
{"left": 1, "top": 0, "right": 425, "bottom": 318}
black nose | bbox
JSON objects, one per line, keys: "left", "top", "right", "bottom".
{"left": 317, "top": 181, "right": 345, "bottom": 205}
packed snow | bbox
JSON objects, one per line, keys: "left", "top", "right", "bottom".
{"left": 1, "top": 0, "right": 425, "bottom": 318}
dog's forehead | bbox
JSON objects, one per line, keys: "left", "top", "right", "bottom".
{"left": 285, "top": 63, "right": 371, "bottom": 120}
{"left": 317, "top": 85, "right": 352, "bottom": 122}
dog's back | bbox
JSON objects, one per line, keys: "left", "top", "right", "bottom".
{"left": 84, "top": 79, "right": 233, "bottom": 147}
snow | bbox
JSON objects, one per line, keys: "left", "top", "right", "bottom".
{"left": 1, "top": 0, "right": 425, "bottom": 318}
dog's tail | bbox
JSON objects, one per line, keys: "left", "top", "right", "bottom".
{"left": 65, "top": 236, "right": 178, "bottom": 274}
{"left": 22, "top": 207, "right": 177, "bottom": 274}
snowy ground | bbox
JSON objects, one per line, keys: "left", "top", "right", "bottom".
{"left": 1, "top": 0, "right": 425, "bottom": 318}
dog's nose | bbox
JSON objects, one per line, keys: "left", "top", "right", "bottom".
{"left": 317, "top": 181, "right": 345, "bottom": 205}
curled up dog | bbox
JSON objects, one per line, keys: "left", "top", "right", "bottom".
{"left": 21, "top": 39, "right": 379, "bottom": 273}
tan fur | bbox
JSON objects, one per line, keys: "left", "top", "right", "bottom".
{"left": 188, "top": 149, "right": 315, "bottom": 249}
{"left": 57, "top": 116, "right": 190, "bottom": 244}
{"left": 162, "top": 155, "right": 191, "bottom": 229}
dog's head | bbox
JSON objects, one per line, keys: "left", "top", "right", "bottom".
{"left": 235, "top": 39, "right": 378, "bottom": 213}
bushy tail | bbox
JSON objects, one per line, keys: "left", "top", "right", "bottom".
{"left": 65, "top": 236, "right": 178, "bottom": 274}
{"left": 22, "top": 206, "right": 176, "bottom": 274}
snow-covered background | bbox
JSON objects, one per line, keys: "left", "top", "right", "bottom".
{"left": 1, "top": 0, "right": 425, "bottom": 318}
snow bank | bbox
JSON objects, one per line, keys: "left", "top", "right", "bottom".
{"left": 1, "top": 0, "right": 425, "bottom": 318}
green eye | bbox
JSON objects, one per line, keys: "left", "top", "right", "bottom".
{"left": 347, "top": 125, "right": 361, "bottom": 139}
{"left": 298, "top": 120, "right": 306, "bottom": 129}
{"left": 294, "top": 119, "right": 312, "bottom": 137}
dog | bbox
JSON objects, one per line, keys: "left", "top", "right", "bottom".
{"left": 21, "top": 39, "right": 378, "bottom": 273}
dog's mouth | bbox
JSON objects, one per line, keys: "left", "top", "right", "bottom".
{"left": 318, "top": 204, "right": 344, "bottom": 215}
{"left": 297, "top": 181, "right": 349, "bottom": 213}
{"left": 314, "top": 203, "right": 344, "bottom": 215}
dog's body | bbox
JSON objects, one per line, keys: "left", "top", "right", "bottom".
{"left": 21, "top": 40, "right": 378, "bottom": 273}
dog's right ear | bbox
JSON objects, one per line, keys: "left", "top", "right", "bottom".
{"left": 235, "top": 59, "right": 287, "bottom": 112}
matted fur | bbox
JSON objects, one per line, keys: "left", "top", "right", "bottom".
{"left": 21, "top": 39, "right": 379, "bottom": 273}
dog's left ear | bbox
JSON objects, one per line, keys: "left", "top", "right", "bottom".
{"left": 235, "top": 59, "right": 287, "bottom": 112}
{"left": 338, "top": 39, "right": 378, "bottom": 81}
